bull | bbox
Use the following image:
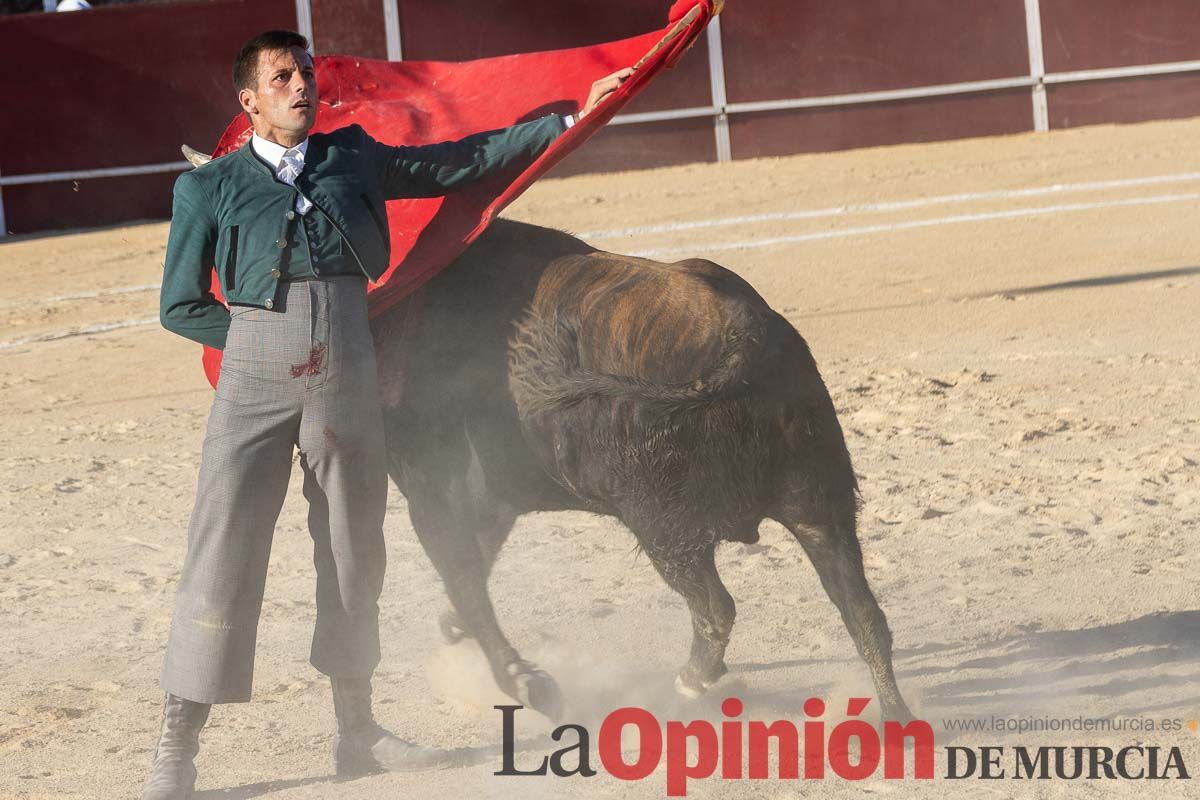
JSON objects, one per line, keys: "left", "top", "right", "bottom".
{"left": 368, "top": 219, "right": 913, "bottom": 723}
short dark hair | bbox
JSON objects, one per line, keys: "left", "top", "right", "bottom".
{"left": 233, "top": 30, "right": 309, "bottom": 92}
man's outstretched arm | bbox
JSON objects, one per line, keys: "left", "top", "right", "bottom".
{"left": 366, "top": 114, "right": 568, "bottom": 200}
{"left": 367, "top": 67, "right": 635, "bottom": 199}
{"left": 159, "top": 172, "right": 230, "bottom": 350}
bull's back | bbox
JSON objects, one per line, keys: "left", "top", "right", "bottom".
{"left": 526, "top": 254, "right": 775, "bottom": 385}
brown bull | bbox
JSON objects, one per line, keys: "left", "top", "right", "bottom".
{"left": 370, "top": 219, "right": 912, "bottom": 722}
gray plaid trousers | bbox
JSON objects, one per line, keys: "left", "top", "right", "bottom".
{"left": 161, "top": 275, "right": 388, "bottom": 704}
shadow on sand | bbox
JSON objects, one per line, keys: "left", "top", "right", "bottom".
{"left": 978, "top": 265, "right": 1200, "bottom": 298}
{"left": 898, "top": 610, "right": 1200, "bottom": 711}
{"left": 724, "top": 611, "right": 1200, "bottom": 725}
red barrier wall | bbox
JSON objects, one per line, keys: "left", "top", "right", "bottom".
{"left": 311, "top": 0, "right": 386, "bottom": 60}
{"left": 3, "top": 0, "right": 1200, "bottom": 236}
{"left": 1040, "top": 0, "right": 1200, "bottom": 128}
{"left": 721, "top": 0, "right": 1033, "bottom": 157}
{"left": 0, "top": 0, "right": 295, "bottom": 234}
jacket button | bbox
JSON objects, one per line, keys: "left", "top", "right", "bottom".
{"left": 285, "top": 210, "right": 296, "bottom": 220}
{"left": 271, "top": 268, "right": 281, "bottom": 278}
{"left": 264, "top": 298, "right": 274, "bottom": 309}
{"left": 275, "top": 239, "right": 288, "bottom": 249}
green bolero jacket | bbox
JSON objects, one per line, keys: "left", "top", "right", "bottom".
{"left": 160, "top": 114, "right": 567, "bottom": 350}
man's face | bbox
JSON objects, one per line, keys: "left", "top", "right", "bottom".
{"left": 238, "top": 46, "right": 318, "bottom": 140}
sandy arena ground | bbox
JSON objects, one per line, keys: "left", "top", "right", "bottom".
{"left": 2, "top": 118, "right": 1199, "bottom": 799}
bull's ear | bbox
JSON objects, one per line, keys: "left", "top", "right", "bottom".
{"left": 181, "top": 144, "right": 212, "bottom": 168}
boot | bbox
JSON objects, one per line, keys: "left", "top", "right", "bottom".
{"left": 330, "top": 676, "right": 458, "bottom": 775}
{"left": 141, "top": 693, "right": 211, "bottom": 800}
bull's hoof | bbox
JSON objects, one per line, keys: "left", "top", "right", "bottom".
{"left": 674, "top": 662, "right": 728, "bottom": 699}
{"left": 438, "top": 611, "right": 469, "bottom": 645}
{"left": 508, "top": 662, "right": 564, "bottom": 723}
{"left": 674, "top": 674, "right": 705, "bottom": 699}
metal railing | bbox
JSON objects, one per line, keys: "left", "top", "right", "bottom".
{"left": 3, "top": 0, "right": 1199, "bottom": 237}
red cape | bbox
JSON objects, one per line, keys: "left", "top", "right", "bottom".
{"left": 200, "top": 0, "right": 718, "bottom": 387}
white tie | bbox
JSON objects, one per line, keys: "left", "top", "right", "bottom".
{"left": 277, "top": 148, "right": 312, "bottom": 215}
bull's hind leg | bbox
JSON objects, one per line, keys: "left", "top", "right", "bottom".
{"left": 777, "top": 500, "right": 912, "bottom": 722}
{"left": 640, "top": 539, "right": 737, "bottom": 698}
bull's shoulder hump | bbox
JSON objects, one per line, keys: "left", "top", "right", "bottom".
{"left": 537, "top": 252, "right": 769, "bottom": 319}
{"left": 532, "top": 252, "right": 755, "bottom": 359}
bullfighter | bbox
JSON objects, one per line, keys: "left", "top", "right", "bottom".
{"left": 144, "top": 28, "right": 630, "bottom": 799}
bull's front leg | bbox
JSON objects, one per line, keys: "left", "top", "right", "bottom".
{"left": 400, "top": 435, "right": 564, "bottom": 722}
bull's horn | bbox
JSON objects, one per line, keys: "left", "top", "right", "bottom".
{"left": 181, "top": 144, "right": 212, "bottom": 168}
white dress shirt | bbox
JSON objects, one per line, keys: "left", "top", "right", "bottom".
{"left": 250, "top": 134, "right": 313, "bottom": 215}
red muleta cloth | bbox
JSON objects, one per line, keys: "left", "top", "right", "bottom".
{"left": 199, "top": 0, "right": 718, "bottom": 387}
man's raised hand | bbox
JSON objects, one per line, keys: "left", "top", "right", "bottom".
{"left": 579, "top": 67, "right": 636, "bottom": 120}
